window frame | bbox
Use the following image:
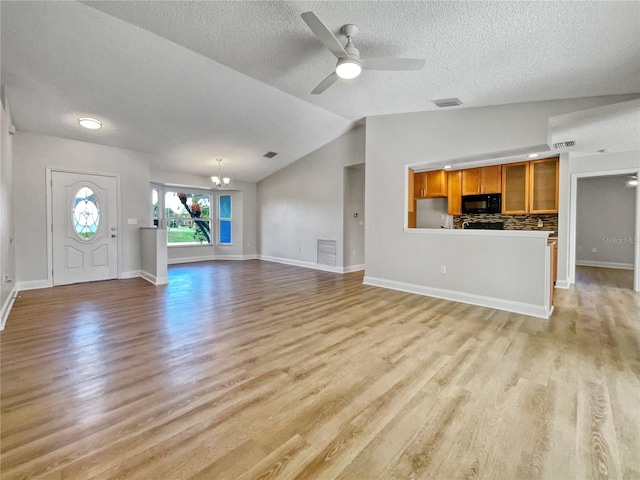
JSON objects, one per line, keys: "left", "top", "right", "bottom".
{"left": 164, "top": 190, "right": 213, "bottom": 246}
{"left": 218, "top": 194, "right": 232, "bottom": 245}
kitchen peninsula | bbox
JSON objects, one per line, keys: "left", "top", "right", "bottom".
{"left": 387, "top": 156, "right": 559, "bottom": 319}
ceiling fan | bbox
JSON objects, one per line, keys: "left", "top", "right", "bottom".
{"left": 301, "top": 11, "right": 426, "bottom": 94}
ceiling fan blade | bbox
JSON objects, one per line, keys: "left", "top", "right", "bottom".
{"left": 311, "top": 72, "right": 339, "bottom": 94}
{"left": 301, "top": 12, "right": 348, "bottom": 59}
{"left": 362, "top": 57, "right": 426, "bottom": 71}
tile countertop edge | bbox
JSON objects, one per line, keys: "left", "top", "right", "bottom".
{"left": 404, "top": 228, "right": 553, "bottom": 238}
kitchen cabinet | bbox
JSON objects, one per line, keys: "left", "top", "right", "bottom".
{"left": 447, "top": 170, "right": 462, "bottom": 215}
{"left": 530, "top": 158, "right": 559, "bottom": 214}
{"left": 502, "top": 162, "right": 530, "bottom": 214}
{"left": 414, "top": 170, "right": 447, "bottom": 198}
{"left": 462, "top": 165, "right": 502, "bottom": 195}
{"left": 408, "top": 168, "right": 416, "bottom": 228}
{"left": 502, "top": 158, "right": 559, "bottom": 214}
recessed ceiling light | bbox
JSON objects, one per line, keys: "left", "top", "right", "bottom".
{"left": 527, "top": 153, "right": 539, "bottom": 158}
{"left": 78, "top": 117, "right": 102, "bottom": 130}
{"left": 444, "top": 165, "right": 452, "bottom": 170}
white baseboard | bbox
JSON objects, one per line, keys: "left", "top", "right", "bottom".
{"left": 576, "top": 260, "right": 634, "bottom": 270}
{"left": 362, "top": 275, "right": 550, "bottom": 319}
{"left": 120, "top": 270, "right": 141, "bottom": 279}
{"left": 343, "top": 264, "right": 365, "bottom": 273}
{"left": 259, "top": 255, "right": 350, "bottom": 274}
{"left": 140, "top": 270, "right": 168, "bottom": 285}
{"left": 168, "top": 254, "right": 217, "bottom": 265}
{"left": 215, "top": 254, "right": 259, "bottom": 261}
{"left": 16, "top": 279, "right": 52, "bottom": 291}
{"left": 0, "top": 285, "right": 19, "bottom": 331}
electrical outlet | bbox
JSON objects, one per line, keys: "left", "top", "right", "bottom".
{"left": 537, "top": 219, "right": 543, "bottom": 228}
{"left": 592, "top": 247, "right": 597, "bottom": 253}
{"left": 577, "top": 245, "right": 583, "bottom": 252}
{"left": 440, "top": 266, "right": 446, "bottom": 274}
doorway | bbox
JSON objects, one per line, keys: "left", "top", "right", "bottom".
{"left": 50, "top": 170, "right": 119, "bottom": 285}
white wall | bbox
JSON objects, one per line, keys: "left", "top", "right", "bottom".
{"left": 343, "top": 164, "right": 365, "bottom": 268}
{"left": 1, "top": 93, "right": 17, "bottom": 327}
{"left": 257, "top": 125, "right": 365, "bottom": 270}
{"left": 13, "top": 132, "right": 152, "bottom": 285}
{"left": 576, "top": 176, "right": 636, "bottom": 268}
{"left": 151, "top": 169, "right": 257, "bottom": 262}
{"left": 365, "top": 96, "right": 635, "bottom": 311}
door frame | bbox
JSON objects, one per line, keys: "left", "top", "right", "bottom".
{"left": 568, "top": 167, "right": 640, "bottom": 291}
{"left": 46, "top": 167, "right": 122, "bottom": 286}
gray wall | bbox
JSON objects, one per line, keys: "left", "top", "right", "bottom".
{"left": 13, "top": 132, "right": 152, "bottom": 284}
{"left": 343, "top": 165, "right": 365, "bottom": 268}
{"left": 257, "top": 125, "right": 365, "bottom": 269}
{"left": 576, "top": 176, "right": 636, "bottom": 267}
{"left": 365, "top": 96, "right": 633, "bottom": 306}
{"left": 1, "top": 94, "right": 16, "bottom": 317}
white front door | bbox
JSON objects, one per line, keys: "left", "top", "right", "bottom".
{"left": 52, "top": 171, "right": 118, "bottom": 286}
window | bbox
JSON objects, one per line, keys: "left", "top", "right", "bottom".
{"left": 165, "top": 191, "right": 212, "bottom": 245}
{"left": 73, "top": 187, "right": 99, "bottom": 240}
{"left": 152, "top": 188, "right": 159, "bottom": 227}
{"left": 218, "top": 194, "right": 232, "bottom": 245}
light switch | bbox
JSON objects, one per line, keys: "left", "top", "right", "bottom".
{"left": 127, "top": 218, "right": 138, "bottom": 225}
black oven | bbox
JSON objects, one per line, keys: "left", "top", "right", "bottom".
{"left": 461, "top": 194, "right": 501, "bottom": 214}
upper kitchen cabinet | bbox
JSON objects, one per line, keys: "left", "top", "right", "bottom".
{"left": 529, "top": 158, "right": 559, "bottom": 214}
{"left": 447, "top": 170, "right": 462, "bottom": 215}
{"left": 408, "top": 168, "right": 416, "bottom": 228}
{"left": 502, "top": 162, "right": 529, "bottom": 214}
{"left": 502, "top": 157, "right": 559, "bottom": 214}
{"left": 462, "top": 165, "right": 502, "bottom": 195}
{"left": 414, "top": 170, "right": 448, "bottom": 198}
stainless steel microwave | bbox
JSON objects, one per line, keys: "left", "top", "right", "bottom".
{"left": 461, "top": 194, "right": 502, "bottom": 214}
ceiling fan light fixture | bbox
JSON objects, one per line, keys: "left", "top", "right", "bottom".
{"left": 335, "top": 58, "right": 361, "bottom": 79}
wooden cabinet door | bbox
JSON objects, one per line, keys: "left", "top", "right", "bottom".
{"left": 461, "top": 168, "right": 480, "bottom": 196}
{"left": 414, "top": 172, "right": 427, "bottom": 198}
{"left": 530, "top": 158, "right": 559, "bottom": 213}
{"left": 408, "top": 168, "right": 415, "bottom": 213}
{"left": 480, "top": 165, "right": 502, "bottom": 193}
{"left": 447, "top": 170, "right": 462, "bottom": 215}
{"left": 426, "top": 170, "right": 447, "bottom": 198}
{"left": 407, "top": 168, "right": 416, "bottom": 228}
{"left": 502, "top": 162, "right": 529, "bottom": 214}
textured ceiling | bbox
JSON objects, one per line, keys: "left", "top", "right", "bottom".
{"left": 2, "top": 1, "right": 639, "bottom": 182}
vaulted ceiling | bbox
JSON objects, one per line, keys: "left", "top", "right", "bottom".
{"left": 2, "top": 1, "right": 639, "bottom": 182}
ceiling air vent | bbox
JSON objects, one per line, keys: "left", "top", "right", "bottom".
{"left": 553, "top": 140, "right": 575, "bottom": 149}
{"left": 263, "top": 151, "right": 278, "bottom": 158}
{"left": 432, "top": 98, "right": 462, "bottom": 108}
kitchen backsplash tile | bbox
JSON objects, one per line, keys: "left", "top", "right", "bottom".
{"left": 453, "top": 214, "right": 558, "bottom": 232}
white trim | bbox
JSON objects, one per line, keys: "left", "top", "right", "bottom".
{"left": 343, "top": 264, "right": 365, "bottom": 273}
{"left": 0, "top": 285, "right": 18, "bottom": 331}
{"left": 140, "top": 270, "right": 168, "bottom": 285}
{"left": 576, "top": 260, "right": 634, "bottom": 270}
{"left": 16, "top": 279, "right": 52, "bottom": 291}
{"left": 403, "top": 228, "right": 552, "bottom": 238}
{"left": 259, "top": 255, "right": 346, "bottom": 274}
{"left": 555, "top": 279, "right": 571, "bottom": 289}
{"left": 215, "top": 254, "right": 258, "bottom": 261}
{"left": 168, "top": 254, "right": 217, "bottom": 265}
{"left": 362, "top": 275, "right": 550, "bottom": 319}
{"left": 120, "top": 270, "right": 141, "bottom": 279}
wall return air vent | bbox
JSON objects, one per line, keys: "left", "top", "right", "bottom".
{"left": 432, "top": 98, "right": 462, "bottom": 108}
{"left": 263, "top": 151, "right": 278, "bottom": 158}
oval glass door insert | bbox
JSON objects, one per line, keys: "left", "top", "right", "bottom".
{"left": 73, "top": 187, "right": 100, "bottom": 240}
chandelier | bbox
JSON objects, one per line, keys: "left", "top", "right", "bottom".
{"left": 211, "top": 158, "right": 230, "bottom": 187}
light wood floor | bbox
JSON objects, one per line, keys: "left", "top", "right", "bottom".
{"left": 1, "top": 262, "right": 638, "bottom": 479}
